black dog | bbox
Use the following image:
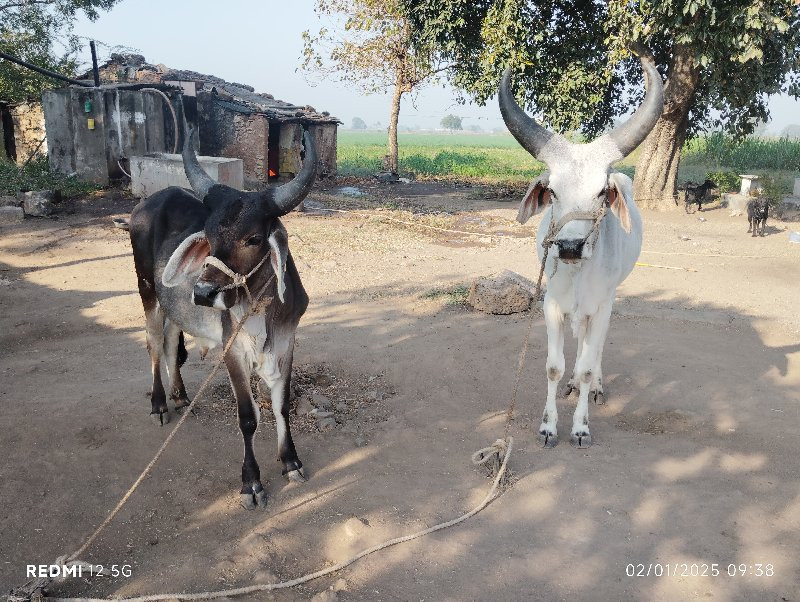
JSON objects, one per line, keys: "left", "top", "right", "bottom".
{"left": 682, "top": 179, "right": 718, "bottom": 213}
{"left": 747, "top": 199, "right": 768, "bottom": 236}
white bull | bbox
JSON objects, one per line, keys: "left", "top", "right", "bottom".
{"left": 499, "top": 46, "right": 664, "bottom": 447}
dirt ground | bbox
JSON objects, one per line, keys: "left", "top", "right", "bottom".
{"left": 2, "top": 181, "right": 799, "bottom": 602}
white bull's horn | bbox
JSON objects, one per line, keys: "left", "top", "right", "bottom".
{"left": 603, "top": 44, "right": 664, "bottom": 157}
{"left": 498, "top": 67, "right": 564, "bottom": 159}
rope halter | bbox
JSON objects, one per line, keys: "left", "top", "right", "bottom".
{"left": 540, "top": 206, "right": 607, "bottom": 277}
{"left": 202, "top": 251, "right": 270, "bottom": 305}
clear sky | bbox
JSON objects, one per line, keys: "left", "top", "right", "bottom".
{"left": 71, "top": 0, "right": 798, "bottom": 134}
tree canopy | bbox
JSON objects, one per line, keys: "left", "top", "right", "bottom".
{"left": 440, "top": 114, "right": 462, "bottom": 130}
{"left": 0, "top": 0, "right": 119, "bottom": 103}
{"left": 405, "top": 0, "right": 800, "bottom": 139}
{"left": 404, "top": 0, "right": 800, "bottom": 207}
{"left": 301, "top": 0, "right": 448, "bottom": 172}
{"left": 351, "top": 116, "right": 367, "bottom": 129}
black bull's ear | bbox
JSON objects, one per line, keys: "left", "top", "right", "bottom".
{"left": 268, "top": 221, "right": 289, "bottom": 303}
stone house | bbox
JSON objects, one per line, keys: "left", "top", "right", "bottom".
{"left": 82, "top": 54, "right": 339, "bottom": 186}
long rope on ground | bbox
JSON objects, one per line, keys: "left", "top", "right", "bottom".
{"left": 49, "top": 438, "right": 513, "bottom": 602}
{"left": 9, "top": 279, "right": 274, "bottom": 602}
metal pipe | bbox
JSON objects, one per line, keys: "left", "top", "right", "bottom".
{"left": 89, "top": 41, "right": 100, "bottom": 87}
{"left": 0, "top": 51, "right": 93, "bottom": 87}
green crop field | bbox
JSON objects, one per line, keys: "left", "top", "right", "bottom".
{"left": 337, "top": 131, "right": 544, "bottom": 182}
{"left": 337, "top": 130, "right": 800, "bottom": 194}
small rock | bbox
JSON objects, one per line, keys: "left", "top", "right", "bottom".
{"left": 310, "top": 591, "right": 338, "bottom": 602}
{"left": 311, "top": 393, "right": 331, "bottom": 409}
{"left": 355, "top": 436, "right": 367, "bottom": 447}
{"left": 310, "top": 409, "right": 334, "bottom": 418}
{"left": 333, "top": 578, "right": 348, "bottom": 592}
{"left": 295, "top": 397, "right": 314, "bottom": 416}
{"left": 317, "top": 416, "right": 337, "bottom": 431}
{"left": 0, "top": 195, "right": 20, "bottom": 208}
{"left": 467, "top": 270, "right": 533, "bottom": 315}
{"left": 312, "top": 373, "right": 333, "bottom": 386}
{"left": 697, "top": 217, "right": 707, "bottom": 222}
{"left": 22, "top": 190, "right": 58, "bottom": 217}
{"left": 364, "top": 390, "right": 379, "bottom": 401}
{"left": 335, "top": 402, "right": 348, "bottom": 413}
{"left": 373, "top": 171, "right": 399, "bottom": 183}
{"left": 679, "top": 235, "right": 691, "bottom": 241}
{"left": 0, "top": 206, "right": 24, "bottom": 225}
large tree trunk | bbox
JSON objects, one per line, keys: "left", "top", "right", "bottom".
{"left": 385, "top": 79, "right": 403, "bottom": 173}
{"left": 633, "top": 44, "right": 701, "bottom": 210}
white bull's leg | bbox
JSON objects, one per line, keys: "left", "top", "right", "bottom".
{"left": 570, "top": 300, "right": 613, "bottom": 447}
{"left": 539, "top": 294, "right": 565, "bottom": 447}
{"left": 562, "top": 316, "right": 587, "bottom": 398}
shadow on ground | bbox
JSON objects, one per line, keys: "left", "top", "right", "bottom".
{"left": 1, "top": 218, "right": 798, "bottom": 602}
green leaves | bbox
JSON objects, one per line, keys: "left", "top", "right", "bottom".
{"left": 0, "top": 0, "right": 121, "bottom": 103}
{"left": 300, "top": 0, "right": 444, "bottom": 95}
{"left": 405, "top": 0, "right": 800, "bottom": 139}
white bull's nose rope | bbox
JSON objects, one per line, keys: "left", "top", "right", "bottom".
{"left": 541, "top": 206, "right": 607, "bottom": 277}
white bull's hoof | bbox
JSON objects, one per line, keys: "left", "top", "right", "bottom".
{"left": 285, "top": 467, "right": 307, "bottom": 483}
{"left": 570, "top": 430, "right": 592, "bottom": 448}
{"left": 536, "top": 429, "right": 558, "bottom": 448}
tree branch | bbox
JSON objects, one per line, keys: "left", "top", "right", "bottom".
{"left": 0, "top": 0, "right": 58, "bottom": 12}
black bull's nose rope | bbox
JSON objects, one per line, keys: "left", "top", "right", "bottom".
{"left": 10, "top": 210, "right": 607, "bottom": 602}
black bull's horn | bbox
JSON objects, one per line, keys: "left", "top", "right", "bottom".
{"left": 499, "top": 45, "right": 664, "bottom": 159}
{"left": 182, "top": 126, "right": 318, "bottom": 217}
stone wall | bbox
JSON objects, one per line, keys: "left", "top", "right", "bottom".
{"left": 191, "top": 93, "right": 338, "bottom": 184}
{"left": 311, "top": 122, "right": 337, "bottom": 177}
{"left": 43, "top": 88, "right": 173, "bottom": 185}
{"left": 9, "top": 103, "right": 47, "bottom": 164}
{"left": 197, "top": 95, "right": 268, "bottom": 186}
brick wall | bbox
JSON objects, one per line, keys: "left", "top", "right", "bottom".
{"left": 10, "top": 103, "right": 47, "bottom": 164}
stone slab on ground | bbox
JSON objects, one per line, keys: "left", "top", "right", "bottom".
{"left": 0, "top": 206, "right": 24, "bottom": 225}
{"left": 21, "top": 190, "right": 57, "bottom": 216}
{"left": 0, "top": 196, "right": 20, "bottom": 208}
{"left": 129, "top": 153, "right": 244, "bottom": 198}
{"left": 468, "top": 269, "right": 534, "bottom": 314}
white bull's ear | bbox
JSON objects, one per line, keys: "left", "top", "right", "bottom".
{"left": 607, "top": 172, "right": 632, "bottom": 234}
{"left": 517, "top": 171, "right": 551, "bottom": 224}
{"left": 162, "top": 231, "right": 210, "bottom": 287}
{"left": 268, "top": 221, "right": 289, "bottom": 303}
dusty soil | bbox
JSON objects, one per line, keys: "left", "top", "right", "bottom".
{"left": 1, "top": 182, "right": 799, "bottom": 601}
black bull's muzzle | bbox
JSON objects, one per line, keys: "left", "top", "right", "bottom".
{"left": 192, "top": 280, "right": 220, "bottom": 307}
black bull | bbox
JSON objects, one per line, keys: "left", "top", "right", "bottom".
{"left": 129, "top": 127, "right": 316, "bottom": 509}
